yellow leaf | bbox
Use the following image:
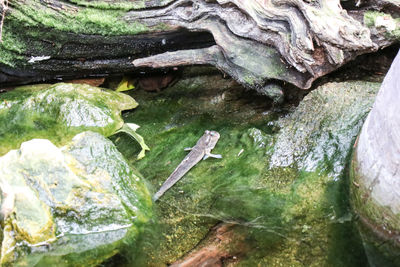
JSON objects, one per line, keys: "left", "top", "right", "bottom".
{"left": 116, "top": 76, "right": 135, "bottom": 92}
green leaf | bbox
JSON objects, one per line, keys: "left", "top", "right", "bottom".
{"left": 117, "top": 123, "right": 150, "bottom": 159}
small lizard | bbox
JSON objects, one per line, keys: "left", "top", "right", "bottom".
{"left": 153, "top": 130, "right": 221, "bottom": 201}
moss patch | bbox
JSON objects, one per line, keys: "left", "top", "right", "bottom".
{"left": 0, "top": 0, "right": 173, "bottom": 67}
{"left": 68, "top": 0, "right": 175, "bottom": 10}
{"left": 364, "top": 11, "right": 400, "bottom": 41}
{"left": 9, "top": 0, "right": 150, "bottom": 36}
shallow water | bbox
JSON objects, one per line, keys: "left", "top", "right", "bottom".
{"left": 109, "top": 73, "right": 380, "bottom": 266}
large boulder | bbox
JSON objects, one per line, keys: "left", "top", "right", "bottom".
{"left": 350, "top": 50, "right": 400, "bottom": 266}
{"left": 0, "top": 131, "right": 152, "bottom": 266}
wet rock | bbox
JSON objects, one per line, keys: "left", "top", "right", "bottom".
{"left": 271, "top": 81, "right": 380, "bottom": 177}
{"left": 259, "top": 83, "right": 284, "bottom": 104}
{"left": 138, "top": 73, "right": 177, "bottom": 92}
{"left": 0, "top": 131, "right": 152, "bottom": 266}
{"left": 0, "top": 83, "right": 137, "bottom": 156}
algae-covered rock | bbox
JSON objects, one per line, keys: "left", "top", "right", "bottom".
{"left": 113, "top": 74, "right": 380, "bottom": 266}
{"left": 0, "top": 131, "right": 152, "bottom": 266}
{"left": 0, "top": 83, "right": 138, "bottom": 156}
{"left": 270, "top": 81, "right": 379, "bottom": 176}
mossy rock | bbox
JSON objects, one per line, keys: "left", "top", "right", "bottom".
{"left": 0, "top": 82, "right": 137, "bottom": 156}
{"left": 111, "top": 75, "right": 380, "bottom": 266}
{"left": 0, "top": 131, "right": 152, "bottom": 266}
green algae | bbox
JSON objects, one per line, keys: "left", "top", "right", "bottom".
{"left": 0, "top": 21, "right": 28, "bottom": 67}
{"left": 349, "top": 150, "right": 400, "bottom": 266}
{"left": 0, "top": 0, "right": 173, "bottom": 68}
{"left": 9, "top": 0, "right": 150, "bottom": 36}
{"left": 270, "top": 81, "right": 380, "bottom": 176}
{"left": 0, "top": 131, "right": 152, "bottom": 266}
{"left": 68, "top": 0, "right": 175, "bottom": 10}
{"left": 350, "top": 152, "right": 400, "bottom": 231}
{"left": 111, "top": 75, "right": 378, "bottom": 265}
{"left": 0, "top": 83, "right": 137, "bottom": 156}
{"left": 364, "top": 11, "right": 400, "bottom": 41}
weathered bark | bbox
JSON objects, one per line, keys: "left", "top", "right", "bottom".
{"left": 351, "top": 50, "right": 400, "bottom": 265}
{"left": 0, "top": 0, "right": 398, "bottom": 92}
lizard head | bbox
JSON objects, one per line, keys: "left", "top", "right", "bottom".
{"left": 205, "top": 130, "right": 220, "bottom": 137}
{"left": 204, "top": 130, "right": 220, "bottom": 147}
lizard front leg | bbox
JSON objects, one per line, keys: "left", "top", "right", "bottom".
{"left": 203, "top": 151, "right": 222, "bottom": 160}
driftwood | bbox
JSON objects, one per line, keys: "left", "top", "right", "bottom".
{"left": 170, "top": 223, "right": 248, "bottom": 267}
{"left": 0, "top": 0, "right": 398, "bottom": 92}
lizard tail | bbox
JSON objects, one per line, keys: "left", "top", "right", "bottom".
{"left": 153, "top": 191, "right": 162, "bottom": 202}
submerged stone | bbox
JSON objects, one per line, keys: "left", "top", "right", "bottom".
{"left": 0, "top": 131, "right": 152, "bottom": 266}
{"left": 113, "top": 74, "right": 380, "bottom": 266}
{"left": 0, "top": 83, "right": 138, "bottom": 156}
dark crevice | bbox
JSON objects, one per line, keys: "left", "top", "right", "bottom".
{"left": 0, "top": 29, "right": 216, "bottom": 87}
{"left": 310, "top": 44, "right": 399, "bottom": 89}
